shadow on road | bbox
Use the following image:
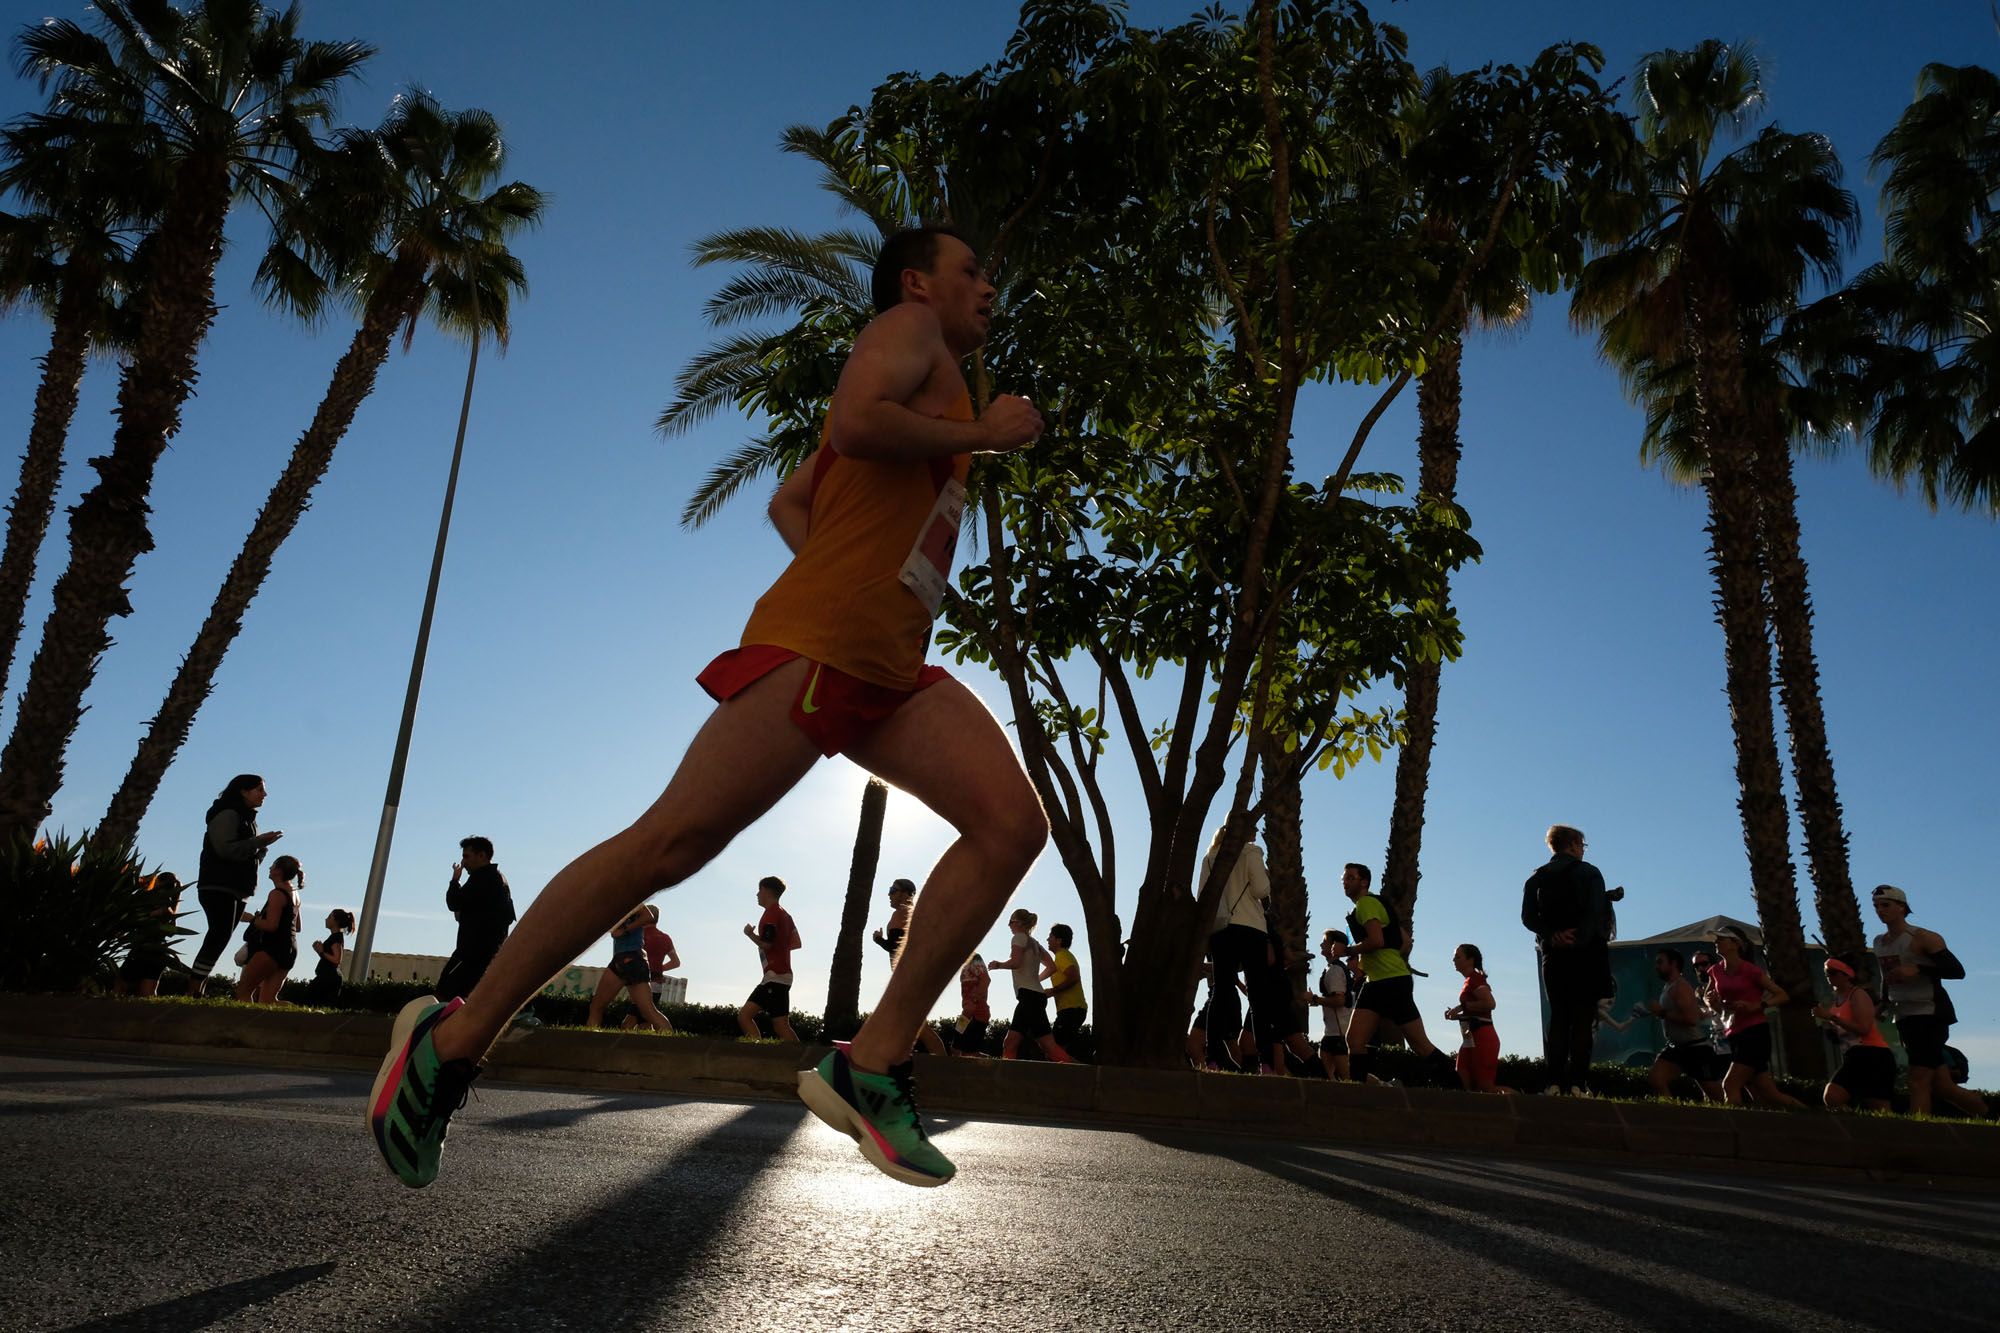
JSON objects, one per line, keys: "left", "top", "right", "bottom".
{"left": 403, "top": 1100, "right": 808, "bottom": 1328}
{"left": 1150, "top": 1132, "right": 1996, "bottom": 1333}
{"left": 52, "top": 1261, "right": 337, "bottom": 1332}
{"left": 478, "top": 1090, "right": 680, "bottom": 1133}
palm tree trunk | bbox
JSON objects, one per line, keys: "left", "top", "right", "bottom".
{"left": 0, "top": 162, "right": 230, "bottom": 841}
{"left": 1260, "top": 734, "right": 1309, "bottom": 1035}
{"left": 1382, "top": 330, "right": 1463, "bottom": 936}
{"left": 1689, "top": 261, "right": 1819, "bottom": 1077}
{"left": 98, "top": 264, "right": 427, "bottom": 846}
{"left": 1753, "top": 404, "right": 1863, "bottom": 963}
{"left": 0, "top": 267, "right": 97, "bottom": 717}
{"left": 823, "top": 777, "right": 887, "bottom": 1037}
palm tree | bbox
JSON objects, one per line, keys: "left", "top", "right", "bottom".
{"left": 824, "top": 777, "right": 888, "bottom": 1037}
{"left": 0, "top": 122, "right": 148, "bottom": 718}
{"left": 0, "top": 0, "right": 370, "bottom": 840}
{"left": 1849, "top": 63, "right": 2000, "bottom": 515}
{"left": 1571, "top": 42, "right": 1857, "bottom": 1060}
{"left": 96, "top": 94, "right": 544, "bottom": 846}
{"left": 658, "top": 125, "right": 903, "bottom": 526}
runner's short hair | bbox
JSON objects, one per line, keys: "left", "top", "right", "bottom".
{"left": 1344, "top": 862, "right": 1371, "bottom": 887}
{"left": 872, "top": 225, "right": 971, "bottom": 313}
{"left": 1323, "top": 928, "right": 1348, "bottom": 947}
{"left": 888, "top": 877, "right": 917, "bottom": 897}
{"left": 759, "top": 875, "right": 787, "bottom": 898}
{"left": 1657, "top": 947, "right": 1683, "bottom": 971}
{"left": 1049, "top": 923, "right": 1073, "bottom": 947}
{"left": 460, "top": 835, "right": 494, "bottom": 859}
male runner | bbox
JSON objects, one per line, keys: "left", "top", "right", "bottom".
{"left": 367, "top": 226, "right": 1048, "bottom": 1190}
{"left": 738, "top": 876, "right": 800, "bottom": 1041}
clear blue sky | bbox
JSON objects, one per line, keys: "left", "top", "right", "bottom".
{"left": 1, "top": 1, "right": 1993, "bottom": 1066}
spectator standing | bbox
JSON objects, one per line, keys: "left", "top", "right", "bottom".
{"left": 1521, "top": 824, "right": 1613, "bottom": 1095}
{"left": 1309, "top": 930, "right": 1353, "bottom": 1080}
{"left": 1815, "top": 957, "right": 1894, "bottom": 1112}
{"left": 1643, "top": 948, "right": 1726, "bottom": 1102}
{"left": 1872, "top": 885, "right": 1988, "bottom": 1118}
{"left": 1201, "top": 830, "right": 1272, "bottom": 1071}
{"left": 187, "top": 775, "right": 282, "bottom": 996}
{"left": 1446, "top": 944, "right": 1500, "bottom": 1093}
{"left": 1342, "top": 862, "right": 1458, "bottom": 1087}
{"left": 739, "top": 876, "right": 800, "bottom": 1042}
{"left": 235, "top": 856, "right": 303, "bottom": 1003}
{"left": 116, "top": 872, "right": 184, "bottom": 998}
{"left": 437, "top": 837, "right": 516, "bottom": 1003}
{"left": 594, "top": 905, "right": 673, "bottom": 1032}
{"left": 1708, "top": 925, "right": 1802, "bottom": 1108}
{"left": 1046, "top": 923, "right": 1088, "bottom": 1057}
{"left": 304, "top": 908, "right": 355, "bottom": 1006}
{"left": 951, "top": 952, "right": 992, "bottom": 1055}
{"left": 992, "top": 908, "right": 1073, "bottom": 1063}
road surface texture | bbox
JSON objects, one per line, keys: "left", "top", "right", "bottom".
{"left": 3, "top": 1051, "right": 1996, "bottom": 1331}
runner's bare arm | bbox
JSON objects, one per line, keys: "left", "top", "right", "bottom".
{"left": 768, "top": 453, "right": 816, "bottom": 553}
{"left": 828, "top": 305, "right": 1041, "bottom": 460}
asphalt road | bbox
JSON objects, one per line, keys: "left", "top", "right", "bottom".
{"left": 3, "top": 1051, "right": 1997, "bottom": 1332}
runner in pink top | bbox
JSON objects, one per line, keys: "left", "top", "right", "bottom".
{"left": 1704, "top": 925, "right": 1802, "bottom": 1108}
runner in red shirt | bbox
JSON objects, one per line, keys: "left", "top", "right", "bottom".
{"left": 738, "top": 876, "right": 800, "bottom": 1041}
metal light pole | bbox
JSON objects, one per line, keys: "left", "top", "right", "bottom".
{"left": 350, "top": 313, "right": 482, "bottom": 982}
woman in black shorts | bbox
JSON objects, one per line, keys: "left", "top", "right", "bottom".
{"left": 235, "top": 856, "right": 303, "bottom": 1003}
{"left": 993, "top": 909, "right": 1073, "bottom": 1063}
{"left": 1815, "top": 956, "right": 1895, "bottom": 1111}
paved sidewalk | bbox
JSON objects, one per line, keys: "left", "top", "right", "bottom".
{"left": 4, "top": 993, "right": 1995, "bottom": 1189}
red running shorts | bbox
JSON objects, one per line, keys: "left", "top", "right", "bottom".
{"left": 696, "top": 644, "right": 949, "bottom": 757}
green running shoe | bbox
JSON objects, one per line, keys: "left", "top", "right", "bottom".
{"left": 798, "top": 1049, "right": 954, "bottom": 1187}
{"left": 367, "top": 995, "right": 480, "bottom": 1188}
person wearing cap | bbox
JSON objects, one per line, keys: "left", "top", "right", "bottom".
{"left": 1872, "top": 885, "right": 1988, "bottom": 1118}
{"left": 1814, "top": 956, "right": 1894, "bottom": 1111}
{"left": 1706, "top": 925, "right": 1802, "bottom": 1108}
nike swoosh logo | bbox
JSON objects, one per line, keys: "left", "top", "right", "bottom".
{"left": 800, "top": 664, "right": 824, "bottom": 715}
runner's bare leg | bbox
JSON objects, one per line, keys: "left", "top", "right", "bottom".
{"left": 431, "top": 660, "right": 822, "bottom": 1064}
{"left": 842, "top": 678, "right": 1048, "bottom": 1074}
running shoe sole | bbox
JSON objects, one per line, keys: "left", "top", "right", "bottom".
{"left": 367, "top": 994, "right": 439, "bottom": 1185}
{"left": 796, "top": 1067, "right": 949, "bottom": 1189}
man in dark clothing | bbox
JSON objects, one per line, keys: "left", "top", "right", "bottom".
{"left": 1521, "top": 823, "right": 1614, "bottom": 1095}
{"left": 437, "top": 837, "right": 516, "bottom": 1002}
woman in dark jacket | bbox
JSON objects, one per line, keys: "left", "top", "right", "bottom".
{"left": 187, "top": 775, "right": 282, "bottom": 995}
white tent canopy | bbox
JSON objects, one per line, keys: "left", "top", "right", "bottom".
{"left": 1620, "top": 915, "right": 1764, "bottom": 948}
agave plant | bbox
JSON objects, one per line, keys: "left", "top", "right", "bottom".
{"left": 0, "top": 829, "right": 181, "bottom": 992}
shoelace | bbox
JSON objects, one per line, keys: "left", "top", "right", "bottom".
{"left": 420, "top": 1064, "right": 479, "bottom": 1139}
{"left": 890, "top": 1068, "right": 929, "bottom": 1135}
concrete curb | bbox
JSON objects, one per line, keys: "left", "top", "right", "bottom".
{"left": 5, "top": 994, "right": 1995, "bottom": 1189}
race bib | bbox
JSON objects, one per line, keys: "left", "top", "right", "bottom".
{"left": 897, "top": 475, "right": 965, "bottom": 619}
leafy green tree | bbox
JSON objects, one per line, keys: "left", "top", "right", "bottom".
{"left": 0, "top": 121, "right": 150, "bottom": 720}
{"left": 97, "top": 92, "right": 543, "bottom": 846}
{"left": 1571, "top": 42, "right": 1860, "bottom": 1056}
{"left": 0, "top": 0, "right": 370, "bottom": 839}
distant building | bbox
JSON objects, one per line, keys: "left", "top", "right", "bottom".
{"left": 365, "top": 952, "right": 687, "bottom": 1004}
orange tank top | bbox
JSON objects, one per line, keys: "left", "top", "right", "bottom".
{"left": 739, "top": 394, "right": 973, "bottom": 689}
{"left": 1831, "top": 992, "right": 1889, "bottom": 1049}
